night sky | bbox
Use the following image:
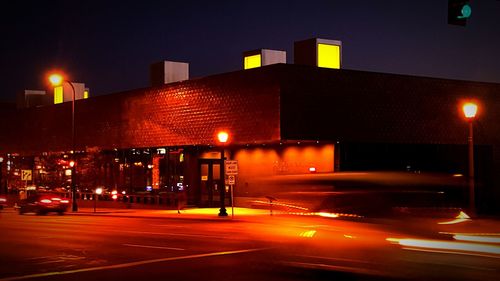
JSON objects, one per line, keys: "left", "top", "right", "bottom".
{"left": 1, "top": 0, "right": 499, "bottom": 102}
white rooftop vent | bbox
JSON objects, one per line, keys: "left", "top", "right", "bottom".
{"left": 150, "top": 60, "right": 189, "bottom": 86}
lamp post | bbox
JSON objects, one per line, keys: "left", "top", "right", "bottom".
{"left": 94, "top": 187, "right": 103, "bottom": 213}
{"left": 0, "top": 157, "right": 3, "bottom": 194}
{"left": 217, "top": 131, "right": 229, "bottom": 217}
{"left": 69, "top": 160, "right": 77, "bottom": 211}
{"left": 462, "top": 102, "right": 478, "bottom": 216}
{"left": 49, "top": 73, "right": 78, "bottom": 212}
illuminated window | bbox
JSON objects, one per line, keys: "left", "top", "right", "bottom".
{"left": 54, "top": 86, "right": 63, "bottom": 104}
{"left": 83, "top": 90, "right": 89, "bottom": 99}
{"left": 244, "top": 54, "right": 261, "bottom": 69}
{"left": 317, "top": 43, "right": 340, "bottom": 69}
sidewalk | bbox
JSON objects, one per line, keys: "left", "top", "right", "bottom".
{"left": 66, "top": 207, "right": 274, "bottom": 221}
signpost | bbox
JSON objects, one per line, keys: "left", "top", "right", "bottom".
{"left": 224, "top": 160, "right": 238, "bottom": 175}
{"left": 224, "top": 160, "right": 238, "bottom": 218}
{"left": 227, "top": 175, "right": 235, "bottom": 185}
{"left": 21, "top": 170, "right": 32, "bottom": 190}
{"left": 21, "top": 170, "right": 32, "bottom": 181}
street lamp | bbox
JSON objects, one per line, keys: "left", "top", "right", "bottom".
{"left": 462, "top": 102, "right": 478, "bottom": 216}
{"left": 49, "top": 73, "right": 78, "bottom": 212}
{"left": 217, "top": 131, "right": 229, "bottom": 216}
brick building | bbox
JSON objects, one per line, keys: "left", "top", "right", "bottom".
{"left": 1, "top": 62, "right": 499, "bottom": 214}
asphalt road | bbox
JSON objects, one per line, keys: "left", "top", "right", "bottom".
{"left": 0, "top": 209, "right": 499, "bottom": 281}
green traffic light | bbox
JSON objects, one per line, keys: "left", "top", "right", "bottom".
{"left": 458, "top": 4, "right": 471, "bottom": 19}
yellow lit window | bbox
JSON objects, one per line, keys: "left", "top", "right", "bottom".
{"left": 54, "top": 86, "right": 63, "bottom": 104}
{"left": 244, "top": 54, "right": 261, "bottom": 69}
{"left": 84, "top": 90, "right": 89, "bottom": 99}
{"left": 317, "top": 43, "right": 340, "bottom": 69}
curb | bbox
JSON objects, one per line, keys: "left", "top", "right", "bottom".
{"left": 64, "top": 210, "right": 249, "bottom": 222}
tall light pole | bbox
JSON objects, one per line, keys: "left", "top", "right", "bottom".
{"left": 94, "top": 187, "right": 103, "bottom": 213}
{"left": 217, "top": 131, "right": 229, "bottom": 216}
{"left": 0, "top": 157, "right": 4, "bottom": 194}
{"left": 462, "top": 102, "right": 478, "bottom": 216}
{"left": 49, "top": 73, "right": 78, "bottom": 212}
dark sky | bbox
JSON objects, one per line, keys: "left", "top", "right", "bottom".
{"left": 1, "top": 0, "right": 499, "bottom": 102}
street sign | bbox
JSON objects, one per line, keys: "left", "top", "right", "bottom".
{"left": 225, "top": 160, "right": 238, "bottom": 175}
{"left": 21, "top": 170, "right": 32, "bottom": 181}
{"left": 227, "top": 175, "right": 235, "bottom": 185}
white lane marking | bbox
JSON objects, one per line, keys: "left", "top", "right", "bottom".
{"left": 120, "top": 230, "right": 225, "bottom": 239}
{"left": 24, "top": 256, "right": 59, "bottom": 261}
{"left": 281, "top": 261, "right": 384, "bottom": 276}
{"left": 0, "top": 248, "right": 268, "bottom": 281}
{"left": 122, "top": 243, "right": 184, "bottom": 251}
{"left": 296, "top": 254, "right": 376, "bottom": 265}
{"left": 36, "top": 260, "right": 72, "bottom": 265}
{"left": 26, "top": 255, "right": 86, "bottom": 263}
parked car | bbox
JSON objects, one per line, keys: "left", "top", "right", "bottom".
{"left": 18, "top": 193, "right": 69, "bottom": 215}
{"left": 0, "top": 195, "right": 6, "bottom": 210}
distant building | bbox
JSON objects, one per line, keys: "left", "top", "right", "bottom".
{"left": 17, "top": 90, "right": 50, "bottom": 109}
{"left": 52, "top": 82, "right": 89, "bottom": 104}
{"left": 17, "top": 83, "right": 90, "bottom": 109}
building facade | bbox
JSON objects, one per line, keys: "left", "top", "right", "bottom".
{"left": 1, "top": 63, "right": 499, "bottom": 214}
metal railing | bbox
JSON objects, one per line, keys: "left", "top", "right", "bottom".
{"left": 75, "top": 192, "right": 184, "bottom": 209}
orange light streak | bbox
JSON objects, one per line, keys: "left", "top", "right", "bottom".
{"left": 299, "top": 230, "right": 317, "bottom": 238}
{"left": 438, "top": 211, "right": 471, "bottom": 225}
{"left": 386, "top": 237, "right": 500, "bottom": 255}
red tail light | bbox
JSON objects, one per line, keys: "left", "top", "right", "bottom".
{"left": 0, "top": 198, "right": 6, "bottom": 203}
{"left": 51, "top": 198, "right": 61, "bottom": 201}
{"left": 40, "top": 199, "right": 52, "bottom": 204}
{"left": 60, "top": 199, "right": 70, "bottom": 204}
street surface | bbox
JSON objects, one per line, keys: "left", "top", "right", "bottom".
{"left": 0, "top": 207, "right": 499, "bottom": 281}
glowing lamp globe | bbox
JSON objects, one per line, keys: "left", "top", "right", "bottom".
{"left": 48, "top": 74, "right": 63, "bottom": 86}
{"left": 217, "top": 131, "right": 229, "bottom": 143}
{"left": 463, "top": 103, "right": 478, "bottom": 119}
